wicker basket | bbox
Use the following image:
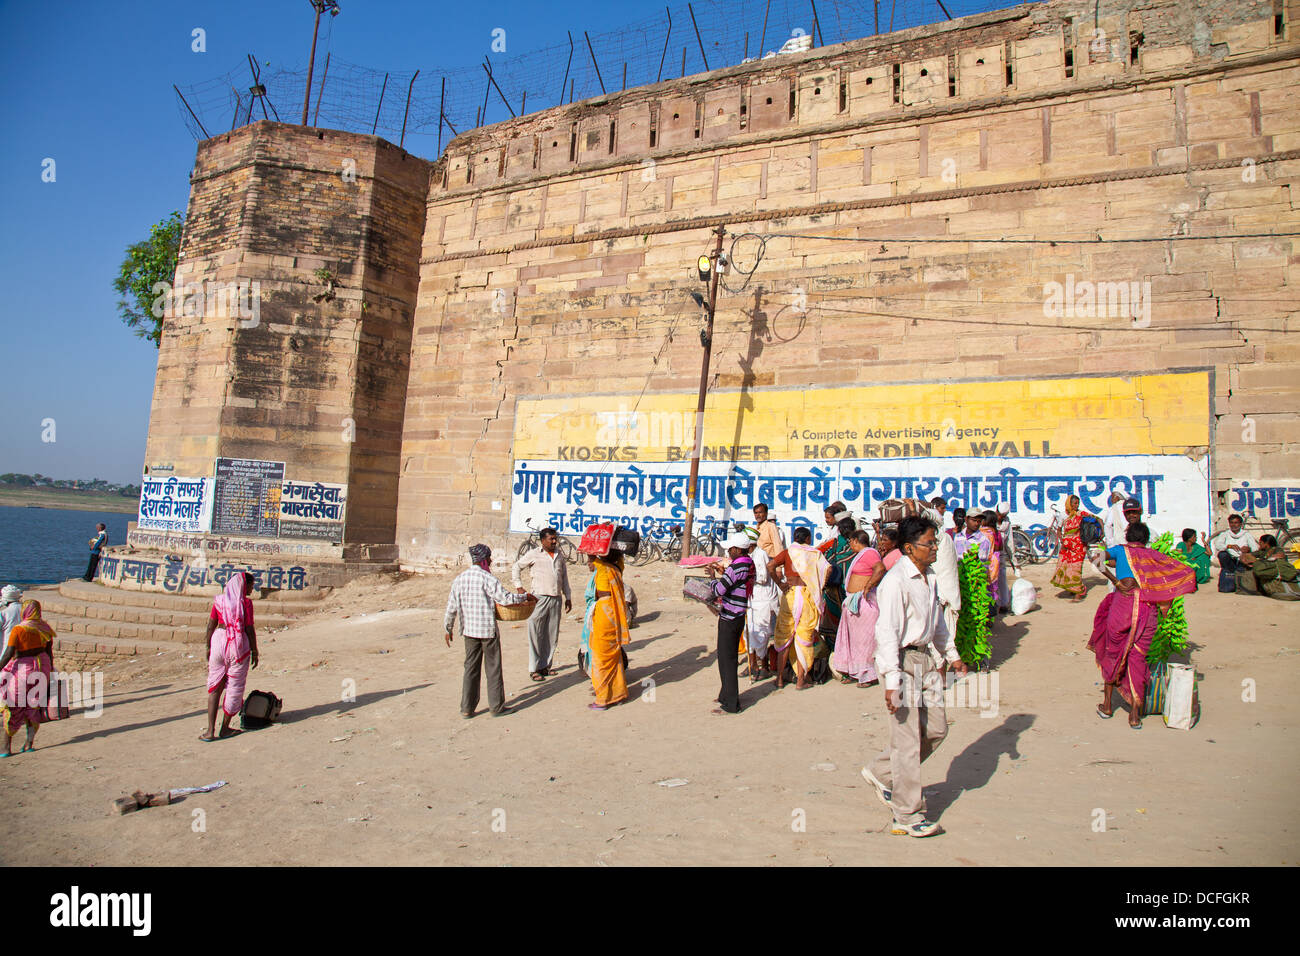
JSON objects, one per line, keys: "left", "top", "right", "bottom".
{"left": 495, "top": 597, "right": 537, "bottom": 622}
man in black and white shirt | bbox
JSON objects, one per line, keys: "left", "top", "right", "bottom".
{"left": 444, "top": 544, "right": 533, "bottom": 718}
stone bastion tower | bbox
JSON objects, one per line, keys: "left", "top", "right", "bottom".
{"left": 99, "top": 0, "right": 1298, "bottom": 607}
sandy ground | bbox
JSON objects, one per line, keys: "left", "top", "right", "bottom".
{"left": 2, "top": 558, "right": 1297, "bottom": 867}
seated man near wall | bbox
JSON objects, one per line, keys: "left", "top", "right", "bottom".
{"left": 1239, "top": 535, "right": 1300, "bottom": 601}
{"left": 1210, "top": 514, "right": 1257, "bottom": 593}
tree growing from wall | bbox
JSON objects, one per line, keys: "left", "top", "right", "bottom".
{"left": 113, "top": 211, "right": 184, "bottom": 347}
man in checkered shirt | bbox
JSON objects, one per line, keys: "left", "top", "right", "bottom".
{"left": 444, "top": 543, "right": 534, "bottom": 717}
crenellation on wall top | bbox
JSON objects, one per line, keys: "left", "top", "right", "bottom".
{"left": 428, "top": 0, "right": 1293, "bottom": 202}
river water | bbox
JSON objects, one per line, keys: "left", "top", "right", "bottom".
{"left": 0, "top": 506, "right": 134, "bottom": 588}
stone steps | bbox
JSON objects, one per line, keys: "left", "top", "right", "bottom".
{"left": 26, "top": 580, "right": 325, "bottom": 668}
{"left": 56, "top": 579, "right": 323, "bottom": 614}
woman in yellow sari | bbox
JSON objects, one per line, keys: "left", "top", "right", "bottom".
{"left": 770, "top": 527, "right": 831, "bottom": 690}
{"left": 588, "top": 552, "right": 631, "bottom": 710}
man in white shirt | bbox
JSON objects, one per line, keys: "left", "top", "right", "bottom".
{"left": 511, "top": 528, "right": 572, "bottom": 681}
{"left": 1102, "top": 492, "right": 1127, "bottom": 549}
{"left": 862, "top": 515, "right": 968, "bottom": 838}
{"left": 1210, "top": 514, "right": 1258, "bottom": 593}
{"left": 743, "top": 530, "right": 781, "bottom": 679}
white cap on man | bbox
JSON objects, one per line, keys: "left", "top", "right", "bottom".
{"left": 1, "top": 585, "right": 22, "bottom": 605}
{"left": 724, "top": 531, "right": 753, "bottom": 552}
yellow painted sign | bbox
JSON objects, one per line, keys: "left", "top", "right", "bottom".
{"left": 512, "top": 371, "right": 1210, "bottom": 463}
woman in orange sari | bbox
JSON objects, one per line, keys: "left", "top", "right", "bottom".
{"left": 771, "top": 527, "right": 831, "bottom": 690}
{"left": 588, "top": 552, "right": 631, "bottom": 710}
{"left": 0, "top": 600, "right": 56, "bottom": 756}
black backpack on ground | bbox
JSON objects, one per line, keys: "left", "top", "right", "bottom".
{"left": 240, "top": 690, "right": 283, "bottom": 730}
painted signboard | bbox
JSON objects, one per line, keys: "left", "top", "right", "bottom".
{"left": 212, "top": 457, "right": 285, "bottom": 536}
{"left": 137, "top": 476, "right": 214, "bottom": 534}
{"left": 509, "top": 371, "right": 1213, "bottom": 542}
{"left": 277, "top": 480, "right": 347, "bottom": 542}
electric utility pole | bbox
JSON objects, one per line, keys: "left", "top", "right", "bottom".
{"left": 681, "top": 224, "right": 726, "bottom": 558}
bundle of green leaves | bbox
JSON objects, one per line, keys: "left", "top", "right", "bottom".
{"left": 1146, "top": 531, "right": 1191, "bottom": 665}
{"left": 956, "top": 546, "right": 992, "bottom": 665}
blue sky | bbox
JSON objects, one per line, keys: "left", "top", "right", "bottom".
{"left": 0, "top": 0, "right": 1003, "bottom": 485}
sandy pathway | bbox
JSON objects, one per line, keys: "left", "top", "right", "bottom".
{"left": 2, "top": 560, "right": 1296, "bottom": 866}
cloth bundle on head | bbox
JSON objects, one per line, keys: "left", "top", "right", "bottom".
{"left": 1, "top": 584, "right": 21, "bottom": 604}
{"left": 469, "top": 544, "right": 492, "bottom": 566}
{"left": 743, "top": 526, "right": 759, "bottom": 542}
{"left": 831, "top": 509, "right": 852, "bottom": 524}
{"left": 996, "top": 501, "right": 1011, "bottom": 515}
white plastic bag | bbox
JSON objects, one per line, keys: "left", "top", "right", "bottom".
{"left": 1163, "top": 662, "right": 1199, "bottom": 730}
{"left": 1010, "top": 569, "right": 1037, "bottom": 615}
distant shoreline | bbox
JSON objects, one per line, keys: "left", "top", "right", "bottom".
{"left": 0, "top": 487, "right": 138, "bottom": 515}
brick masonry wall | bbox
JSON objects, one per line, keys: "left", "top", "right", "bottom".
{"left": 144, "top": 124, "right": 431, "bottom": 560}
{"left": 396, "top": 0, "right": 1300, "bottom": 565}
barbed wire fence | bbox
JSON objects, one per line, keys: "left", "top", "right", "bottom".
{"left": 174, "top": 0, "right": 1017, "bottom": 158}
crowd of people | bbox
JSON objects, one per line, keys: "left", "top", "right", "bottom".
{"left": 1048, "top": 494, "right": 1299, "bottom": 602}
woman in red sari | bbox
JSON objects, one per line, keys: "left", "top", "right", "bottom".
{"left": 1051, "top": 495, "right": 1091, "bottom": 602}
{"left": 1089, "top": 522, "right": 1196, "bottom": 729}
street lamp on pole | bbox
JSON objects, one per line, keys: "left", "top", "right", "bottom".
{"left": 301, "top": 1, "right": 340, "bottom": 126}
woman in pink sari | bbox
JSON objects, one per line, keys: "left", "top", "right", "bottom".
{"left": 201, "top": 572, "right": 259, "bottom": 741}
{"left": 832, "top": 531, "right": 887, "bottom": 686}
{"left": 1089, "top": 523, "right": 1196, "bottom": 729}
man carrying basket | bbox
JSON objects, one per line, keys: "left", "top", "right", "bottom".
{"left": 444, "top": 544, "right": 535, "bottom": 718}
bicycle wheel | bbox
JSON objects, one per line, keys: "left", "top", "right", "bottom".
{"left": 516, "top": 537, "right": 536, "bottom": 562}
{"left": 664, "top": 537, "right": 683, "bottom": 563}
{"left": 559, "top": 536, "right": 579, "bottom": 564}
{"left": 1031, "top": 530, "right": 1054, "bottom": 560}
{"left": 1012, "top": 530, "right": 1036, "bottom": 566}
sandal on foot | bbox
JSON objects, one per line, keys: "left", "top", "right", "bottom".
{"left": 588, "top": 703, "right": 608, "bottom": 711}
{"left": 218, "top": 728, "right": 242, "bottom": 739}
{"left": 1129, "top": 718, "right": 1142, "bottom": 730}
{"left": 198, "top": 734, "right": 217, "bottom": 742}
{"left": 530, "top": 672, "right": 545, "bottom": 682}
{"left": 1096, "top": 705, "right": 1113, "bottom": 719}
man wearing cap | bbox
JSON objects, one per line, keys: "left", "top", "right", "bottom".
{"left": 1099, "top": 498, "right": 1144, "bottom": 592}
{"left": 1, "top": 586, "right": 22, "bottom": 645}
{"left": 995, "top": 502, "right": 1015, "bottom": 613}
{"left": 707, "top": 532, "right": 756, "bottom": 714}
{"left": 444, "top": 544, "right": 534, "bottom": 718}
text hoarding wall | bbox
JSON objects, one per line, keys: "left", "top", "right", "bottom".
{"left": 509, "top": 372, "right": 1212, "bottom": 540}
